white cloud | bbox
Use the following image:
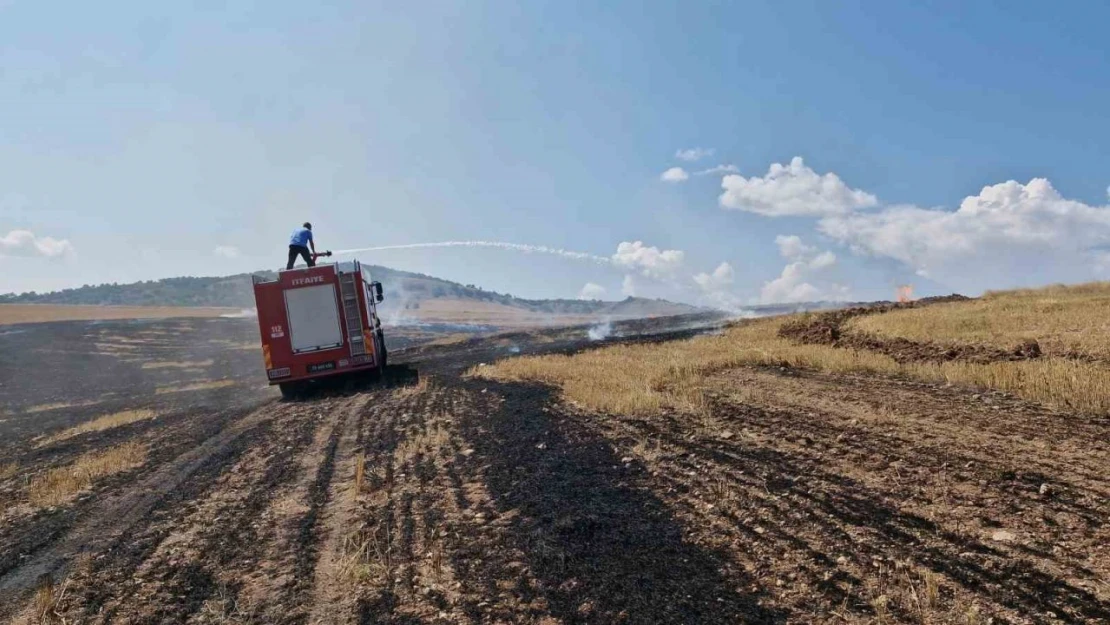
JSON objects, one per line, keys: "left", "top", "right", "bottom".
{"left": 675, "top": 147, "right": 714, "bottom": 162}
{"left": 819, "top": 177, "right": 1110, "bottom": 292}
{"left": 720, "top": 157, "right": 878, "bottom": 216}
{"left": 0, "top": 230, "right": 74, "bottom": 258}
{"left": 810, "top": 250, "right": 837, "bottom": 270}
{"left": 213, "top": 245, "right": 241, "bottom": 259}
{"left": 621, "top": 274, "right": 637, "bottom": 297}
{"left": 760, "top": 264, "right": 823, "bottom": 303}
{"left": 760, "top": 235, "right": 848, "bottom": 304}
{"left": 695, "top": 164, "right": 739, "bottom": 176}
{"left": 578, "top": 282, "right": 606, "bottom": 300}
{"left": 612, "top": 241, "right": 686, "bottom": 279}
{"left": 693, "top": 262, "right": 735, "bottom": 292}
{"left": 760, "top": 263, "right": 851, "bottom": 304}
{"left": 660, "top": 167, "right": 690, "bottom": 183}
{"left": 774, "top": 234, "right": 815, "bottom": 260}
{"left": 722, "top": 158, "right": 1110, "bottom": 296}
{"left": 691, "top": 261, "right": 754, "bottom": 312}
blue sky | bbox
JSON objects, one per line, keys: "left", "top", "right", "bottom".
{"left": 3, "top": 1, "right": 1109, "bottom": 305}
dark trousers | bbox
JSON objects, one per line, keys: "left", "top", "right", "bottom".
{"left": 287, "top": 245, "right": 314, "bottom": 270}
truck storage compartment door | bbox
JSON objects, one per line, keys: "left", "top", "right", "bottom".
{"left": 284, "top": 284, "right": 343, "bottom": 353}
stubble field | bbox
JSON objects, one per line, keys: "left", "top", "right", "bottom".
{"left": 0, "top": 296, "right": 1107, "bottom": 624}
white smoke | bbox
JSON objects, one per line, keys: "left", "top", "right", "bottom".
{"left": 587, "top": 318, "right": 612, "bottom": 341}
{"left": 578, "top": 282, "right": 607, "bottom": 300}
{"left": 621, "top": 274, "right": 637, "bottom": 297}
{"left": 381, "top": 275, "right": 417, "bottom": 326}
{"left": 213, "top": 245, "right": 241, "bottom": 259}
{"left": 332, "top": 241, "right": 610, "bottom": 264}
{"left": 220, "top": 308, "right": 257, "bottom": 318}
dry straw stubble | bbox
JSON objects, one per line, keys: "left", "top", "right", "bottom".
{"left": 27, "top": 442, "right": 147, "bottom": 507}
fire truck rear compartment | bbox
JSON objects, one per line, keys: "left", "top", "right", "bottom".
{"left": 252, "top": 260, "right": 386, "bottom": 398}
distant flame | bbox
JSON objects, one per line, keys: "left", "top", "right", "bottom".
{"left": 896, "top": 285, "right": 914, "bottom": 303}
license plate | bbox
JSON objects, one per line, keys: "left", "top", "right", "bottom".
{"left": 267, "top": 367, "right": 291, "bottom": 379}
{"left": 308, "top": 361, "right": 336, "bottom": 373}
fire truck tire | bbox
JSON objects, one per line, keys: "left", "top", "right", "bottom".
{"left": 376, "top": 329, "right": 388, "bottom": 368}
{"left": 375, "top": 338, "right": 386, "bottom": 376}
{"left": 279, "top": 382, "right": 301, "bottom": 400}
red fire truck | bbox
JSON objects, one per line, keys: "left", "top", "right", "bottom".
{"left": 252, "top": 259, "right": 387, "bottom": 398}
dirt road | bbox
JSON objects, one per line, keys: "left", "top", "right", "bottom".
{"left": 0, "top": 314, "right": 1107, "bottom": 623}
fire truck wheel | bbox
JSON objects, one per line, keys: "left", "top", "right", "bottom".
{"left": 375, "top": 338, "right": 386, "bottom": 376}
{"left": 376, "top": 329, "right": 388, "bottom": 367}
{"left": 278, "top": 382, "right": 301, "bottom": 400}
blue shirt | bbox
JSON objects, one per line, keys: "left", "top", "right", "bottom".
{"left": 289, "top": 227, "right": 313, "bottom": 247}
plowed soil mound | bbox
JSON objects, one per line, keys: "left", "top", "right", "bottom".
{"left": 778, "top": 298, "right": 1043, "bottom": 365}
{"left": 843, "top": 332, "right": 1042, "bottom": 364}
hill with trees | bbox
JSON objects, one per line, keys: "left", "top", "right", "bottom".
{"left": 0, "top": 265, "right": 702, "bottom": 318}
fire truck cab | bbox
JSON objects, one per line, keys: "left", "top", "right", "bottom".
{"left": 252, "top": 259, "right": 386, "bottom": 398}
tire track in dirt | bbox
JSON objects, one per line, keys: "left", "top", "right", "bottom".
{"left": 348, "top": 383, "right": 446, "bottom": 623}
{"left": 46, "top": 400, "right": 327, "bottom": 623}
{"left": 309, "top": 382, "right": 420, "bottom": 624}
{"left": 0, "top": 406, "right": 244, "bottom": 582}
{"left": 82, "top": 396, "right": 362, "bottom": 624}
{"left": 0, "top": 401, "right": 289, "bottom": 622}
{"left": 223, "top": 392, "right": 374, "bottom": 624}
{"left": 304, "top": 380, "right": 530, "bottom": 624}
{"left": 387, "top": 385, "right": 512, "bottom": 624}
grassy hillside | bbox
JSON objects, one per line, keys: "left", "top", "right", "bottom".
{"left": 0, "top": 264, "right": 701, "bottom": 318}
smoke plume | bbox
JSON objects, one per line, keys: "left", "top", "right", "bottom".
{"left": 587, "top": 318, "right": 612, "bottom": 341}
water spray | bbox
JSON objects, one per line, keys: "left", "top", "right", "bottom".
{"left": 331, "top": 241, "right": 611, "bottom": 265}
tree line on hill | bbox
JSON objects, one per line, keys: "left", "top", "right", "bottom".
{"left": 0, "top": 265, "right": 701, "bottom": 316}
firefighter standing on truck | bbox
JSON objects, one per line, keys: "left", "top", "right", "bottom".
{"left": 287, "top": 222, "right": 317, "bottom": 270}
